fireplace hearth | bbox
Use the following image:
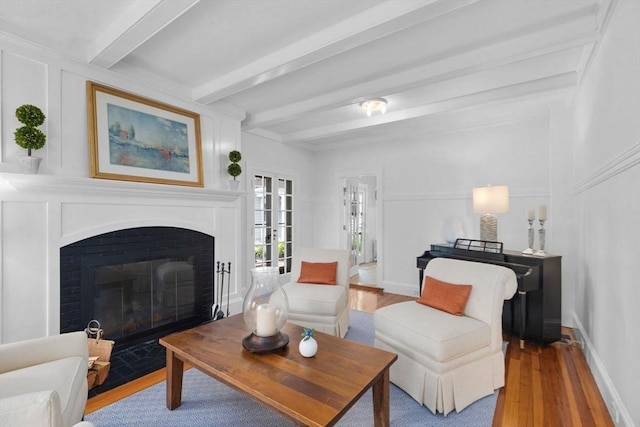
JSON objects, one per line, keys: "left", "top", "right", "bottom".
{"left": 60, "top": 226, "right": 214, "bottom": 394}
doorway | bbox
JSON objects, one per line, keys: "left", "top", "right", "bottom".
{"left": 253, "top": 173, "right": 294, "bottom": 275}
{"left": 341, "top": 172, "right": 381, "bottom": 288}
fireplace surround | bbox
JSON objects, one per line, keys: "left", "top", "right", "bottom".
{"left": 60, "top": 226, "right": 214, "bottom": 393}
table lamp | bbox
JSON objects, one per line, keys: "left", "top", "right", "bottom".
{"left": 472, "top": 185, "right": 509, "bottom": 242}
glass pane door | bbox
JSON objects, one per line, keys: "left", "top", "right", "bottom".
{"left": 345, "top": 184, "right": 366, "bottom": 276}
{"left": 254, "top": 174, "right": 293, "bottom": 274}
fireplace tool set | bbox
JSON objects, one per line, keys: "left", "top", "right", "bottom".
{"left": 214, "top": 261, "right": 231, "bottom": 320}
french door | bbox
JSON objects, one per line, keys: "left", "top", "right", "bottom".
{"left": 254, "top": 174, "right": 293, "bottom": 274}
{"left": 344, "top": 183, "right": 366, "bottom": 277}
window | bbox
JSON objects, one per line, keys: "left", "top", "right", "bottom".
{"left": 254, "top": 174, "right": 293, "bottom": 274}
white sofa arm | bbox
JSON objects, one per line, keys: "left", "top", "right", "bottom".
{"left": 0, "top": 390, "right": 63, "bottom": 427}
{"left": 0, "top": 331, "right": 88, "bottom": 374}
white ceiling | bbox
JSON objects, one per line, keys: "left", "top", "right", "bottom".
{"left": 0, "top": 0, "right": 612, "bottom": 150}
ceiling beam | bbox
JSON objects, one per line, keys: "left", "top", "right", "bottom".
{"left": 193, "top": 0, "right": 478, "bottom": 104}
{"left": 88, "top": 0, "right": 200, "bottom": 69}
{"left": 243, "top": 5, "right": 598, "bottom": 130}
{"left": 303, "top": 102, "right": 550, "bottom": 152}
{"left": 279, "top": 72, "right": 577, "bottom": 143}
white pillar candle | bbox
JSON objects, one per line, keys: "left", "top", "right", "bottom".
{"left": 526, "top": 209, "right": 536, "bottom": 220}
{"left": 538, "top": 205, "right": 547, "bottom": 220}
{"left": 256, "top": 303, "right": 277, "bottom": 337}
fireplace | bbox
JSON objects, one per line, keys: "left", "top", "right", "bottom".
{"left": 60, "top": 226, "right": 214, "bottom": 393}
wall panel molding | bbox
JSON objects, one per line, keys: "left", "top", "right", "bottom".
{"left": 384, "top": 189, "right": 548, "bottom": 202}
{"left": 574, "top": 142, "right": 640, "bottom": 194}
{"left": 0, "top": 49, "right": 3, "bottom": 164}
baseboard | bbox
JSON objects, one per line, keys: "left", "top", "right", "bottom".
{"left": 380, "top": 281, "right": 419, "bottom": 297}
{"left": 571, "top": 313, "right": 634, "bottom": 427}
{"left": 350, "top": 283, "right": 384, "bottom": 293}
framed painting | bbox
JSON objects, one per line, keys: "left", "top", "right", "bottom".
{"left": 86, "top": 81, "right": 203, "bottom": 187}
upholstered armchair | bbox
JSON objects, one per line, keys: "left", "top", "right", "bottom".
{"left": 373, "top": 257, "right": 517, "bottom": 415}
{"left": 282, "top": 247, "right": 351, "bottom": 337}
{"left": 0, "top": 331, "right": 94, "bottom": 427}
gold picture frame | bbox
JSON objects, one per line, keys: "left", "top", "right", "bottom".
{"left": 87, "top": 81, "right": 203, "bottom": 187}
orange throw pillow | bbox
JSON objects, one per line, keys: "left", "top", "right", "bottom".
{"left": 417, "top": 276, "right": 472, "bottom": 316}
{"left": 297, "top": 261, "right": 338, "bottom": 285}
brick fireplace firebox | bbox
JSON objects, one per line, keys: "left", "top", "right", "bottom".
{"left": 60, "top": 226, "right": 214, "bottom": 394}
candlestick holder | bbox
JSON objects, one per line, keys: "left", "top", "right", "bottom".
{"left": 242, "top": 267, "right": 289, "bottom": 353}
{"left": 522, "top": 219, "right": 535, "bottom": 254}
{"left": 534, "top": 219, "right": 546, "bottom": 256}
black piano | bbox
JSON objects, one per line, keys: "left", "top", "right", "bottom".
{"left": 417, "top": 240, "right": 561, "bottom": 348}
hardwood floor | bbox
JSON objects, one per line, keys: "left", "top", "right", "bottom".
{"left": 86, "top": 288, "right": 614, "bottom": 426}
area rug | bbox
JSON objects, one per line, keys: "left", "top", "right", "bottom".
{"left": 85, "top": 310, "right": 497, "bottom": 426}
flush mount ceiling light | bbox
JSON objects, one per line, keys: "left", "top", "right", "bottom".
{"left": 359, "top": 98, "right": 387, "bottom": 117}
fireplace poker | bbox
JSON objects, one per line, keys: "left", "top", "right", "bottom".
{"left": 216, "top": 261, "right": 225, "bottom": 320}
{"left": 226, "top": 262, "right": 231, "bottom": 317}
{"left": 213, "top": 261, "right": 220, "bottom": 319}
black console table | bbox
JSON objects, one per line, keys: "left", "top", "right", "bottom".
{"left": 417, "top": 244, "right": 561, "bottom": 348}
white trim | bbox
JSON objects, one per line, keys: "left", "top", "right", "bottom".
{"left": 384, "top": 189, "right": 548, "bottom": 202}
{"left": 0, "top": 32, "right": 246, "bottom": 121}
{"left": 336, "top": 167, "right": 384, "bottom": 288}
{"left": 246, "top": 165, "right": 299, "bottom": 285}
{"left": 574, "top": 142, "right": 640, "bottom": 194}
{"left": 0, "top": 173, "right": 242, "bottom": 202}
{"left": 576, "top": 0, "right": 618, "bottom": 87}
{"left": 571, "top": 312, "right": 634, "bottom": 427}
{"left": 0, "top": 49, "right": 4, "bottom": 164}
{"left": 0, "top": 198, "right": 3, "bottom": 342}
{"left": 380, "top": 280, "right": 419, "bottom": 297}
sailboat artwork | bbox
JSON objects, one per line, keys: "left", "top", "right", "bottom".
{"left": 107, "top": 103, "right": 190, "bottom": 174}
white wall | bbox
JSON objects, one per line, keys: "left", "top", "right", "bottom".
{"left": 257, "top": 6, "right": 637, "bottom": 424}
{"left": 0, "top": 35, "right": 247, "bottom": 343}
{"left": 570, "top": 1, "right": 640, "bottom": 425}
{"left": 309, "top": 113, "right": 555, "bottom": 297}
{"left": 345, "top": 175, "right": 377, "bottom": 264}
{"left": 242, "top": 132, "right": 316, "bottom": 284}
{"left": 1, "top": 3, "right": 637, "bottom": 422}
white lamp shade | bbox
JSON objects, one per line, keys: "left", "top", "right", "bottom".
{"left": 473, "top": 185, "right": 509, "bottom": 214}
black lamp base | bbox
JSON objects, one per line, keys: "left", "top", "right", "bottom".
{"left": 242, "top": 331, "right": 289, "bottom": 353}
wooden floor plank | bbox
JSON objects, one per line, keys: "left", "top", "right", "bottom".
{"left": 86, "top": 288, "right": 614, "bottom": 427}
{"left": 531, "top": 346, "right": 544, "bottom": 427}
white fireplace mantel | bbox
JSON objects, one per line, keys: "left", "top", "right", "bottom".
{"left": 0, "top": 172, "right": 246, "bottom": 344}
{"left": 1, "top": 172, "right": 244, "bottom": 202}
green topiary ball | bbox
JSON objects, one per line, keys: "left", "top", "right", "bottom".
{"left": 16, "top": 104, "right": 46, "bottom": 127}
{"left": 228, "top": 150, "right": 242, "bottom": 163}
{"left": 227, "top": 162, "right": 242, "bottom": 178}
{"left": 15, "top": 126, "right": 46, "bottom": 150}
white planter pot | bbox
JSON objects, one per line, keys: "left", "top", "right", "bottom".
{"left": 18, "top": 155, "right": 42, "bottom": 174}
{"left": 298, "top": 337, "right": 318, "bottom": 358}
{"left": 229, "top": 179, "right": 240, "bottom": 190}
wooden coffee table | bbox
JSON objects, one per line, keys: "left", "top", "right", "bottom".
{"left": 159, "top": 314, "right": 397, "bottom": 427}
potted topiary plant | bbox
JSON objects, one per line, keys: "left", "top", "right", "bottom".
{"left": 227, "top": 150, "right": 242, "bottom": 190}
{"left": 14, "top": 104, "right": 46, "bottom": 173}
